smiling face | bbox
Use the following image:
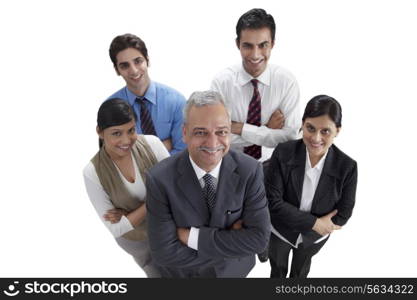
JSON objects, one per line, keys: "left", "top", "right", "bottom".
{"left": 183, "top": 104, "right": 231, "bottom": 172}
{"left": 237, "top": 27, "right": 274, "bottom": 78}
{"left": 98, "top": 120, "right": 137, "bottom": 160}
{"left": 302, "top": 115, "right": 340, "bottom": 163}
{"left": 115, "top": 47, "right": 150, "bottom": 95}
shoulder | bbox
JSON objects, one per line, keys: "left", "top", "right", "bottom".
{"left": 154, "top": 81, "right": 186, "bottom": 103}
{"left": 268, "top": 64, "right": 298, "bottom": 84}
{"left": 274, "top": 139, "right": 302, "bottom": 160}
{"left": 142, "top": 134, "right": 161, "bottom": 146}
{"left": 83, "top": 160, "right": 100, "bottom": 184}
{"left": 148, "top": 150, "right": 183, "bottom": 178}
{"left": 141, "top": 135, "right": 170, "bottom": 161}
{"left": 212, "top": 65, "right": 241, "bottom": 83}
{"left": 330, "top": 144, "right": 357, "bottom": 169}
{"left": 227, "top": 149, "right": 261, "bottom": 174}
{"left": 106, "top": 86, "right": 128, "bottom": 100}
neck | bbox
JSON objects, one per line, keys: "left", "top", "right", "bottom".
{"left": 309, "top": 153, "right": 323, "bottom": 168}
{"left": 128, "top": 79, "right": 150, "bottom": 97}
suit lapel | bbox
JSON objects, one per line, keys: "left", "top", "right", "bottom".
{"left": 176, "top": 151, "right": 210, "bottom": 221}
{"left": 210, "top": 153, "right": 240, "bottom": 226}
{"left": 288, "top": 142, "right": 306, "bottom": 204}
{"left": 311, "top": 146, "right": 338, "bottom": 211}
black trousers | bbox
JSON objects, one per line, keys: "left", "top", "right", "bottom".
{"left": 268, "top": 233, "right": 328, "bottom": 278}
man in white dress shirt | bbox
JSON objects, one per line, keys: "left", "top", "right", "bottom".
{"left": 211, "top": 8, "right": 301, "bottom": 163}
{"left": 211, "top": 8, "right": 302, "bottom": 263}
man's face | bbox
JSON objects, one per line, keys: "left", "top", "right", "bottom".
{"left": 237, "top": 27, "right": 274, "bottom": 78}
{"left": 115, "top": 47, "right": 150, "bottom": 92}
{"left": 183, "top": 104, "right": 231, "bottom": 172}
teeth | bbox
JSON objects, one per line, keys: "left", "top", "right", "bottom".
{"left": 311, "top": 143, "right": 322, "bottom": 148}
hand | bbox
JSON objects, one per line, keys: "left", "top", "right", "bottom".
{"left": 104, "top": 208, "right": 128, "bottom": 224}
{"left": 231, "top": 219, "right": 243, "bottom": 230}
{"left": 176, "top": 227, "right": 190, "bottom": 245}
{"left": 231, "top": 121, "right": 244, "bottom": 135}
{"left": 312, "top": 209, "right": 342, "bottom": 236}
{"left": 161, "top": 138, "right": 173, "bottom": 152}
{"left": 266, "top": 109, "right": 285, "bottom": 129}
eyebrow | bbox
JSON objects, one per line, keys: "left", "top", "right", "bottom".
{"left": 305, "top": 122, "right": 331, "bottom": 130}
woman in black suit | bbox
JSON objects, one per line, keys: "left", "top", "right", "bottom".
{"left": 265, "top": 95, "right": 358, "bottom": 278}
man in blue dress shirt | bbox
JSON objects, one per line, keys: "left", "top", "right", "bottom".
{"left": 107, "top": 33, "right": 187, "bottom": 154}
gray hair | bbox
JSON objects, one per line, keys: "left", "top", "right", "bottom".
{"left": 183, "top": 90, "right": 231, "bottom": 124}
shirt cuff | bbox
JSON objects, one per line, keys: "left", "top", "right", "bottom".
{"left": 241, "top": 123, "right": 260, "bottom": 144}
{"left": 187, "top": 227, "right": 199, "bottom": 250}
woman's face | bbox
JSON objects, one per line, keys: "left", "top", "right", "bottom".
{"left": 98, "top": 120, "right": 137, "bottom": 160}
{"left": 302, "top": 115, "right": 340, "bottom": 160}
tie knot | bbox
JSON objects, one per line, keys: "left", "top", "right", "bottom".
{"left": 250, "top": 79, "right": 258, "bottom": 88}
{"left": 136, "top": 96, "right": 146, "bottom": 104}
{"left": 203, "top": 173, "right": 214, "bottom": 186}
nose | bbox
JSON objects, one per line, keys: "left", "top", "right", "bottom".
{"left": 121, "top": 133, "right": 130, "bottom": 144}
{"left": 129, "top": 64, "right": 138, "bottom": 75}
{"left": 205, "top": 132, "right": 218, "bottom": 148}
{"left": 311, "top": 132, "right": 321, "bottom": 142}
{"left": 251, "top": 46, "right": 261, "bottom": 59}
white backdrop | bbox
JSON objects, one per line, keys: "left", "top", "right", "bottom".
{"left": 1, "top": 0, "right": 416, "bottom": 277}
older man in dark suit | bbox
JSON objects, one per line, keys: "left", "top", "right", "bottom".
{"left": 146, "top": 90, "right": 270, "bottom": 278}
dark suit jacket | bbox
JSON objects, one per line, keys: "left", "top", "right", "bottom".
{"left": 265, "top": 139, "right": 358, "bottom": 246}
{"left": 146, "top": 149, "right": 270, "bottom": 278}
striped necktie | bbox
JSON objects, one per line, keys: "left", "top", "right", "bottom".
{"left": 243, "top": 79, "right": 262, "bottom": 159}
{"left": 136, "top": 97, "right": 156, "bottom": 135}
{"left": 203, "top": 174, "right": 216, "bottom": 211}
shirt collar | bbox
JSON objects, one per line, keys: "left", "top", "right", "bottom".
{"left": 305, "top": 148, "right": 328, "bottom": 174}
{"left": 189, "top": 156, "right": 222, "bottom": 181}
{"left": 237, "top": 63, "right": 271, "bottom": 87}
{"left": 125, "top": 81, "right": 157, "bottom": 105}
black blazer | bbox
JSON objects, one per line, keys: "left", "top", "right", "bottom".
{"left": 265, "top": 139, "right": 358, "bottom": 245}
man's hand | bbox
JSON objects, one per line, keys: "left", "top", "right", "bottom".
{"left": 176, "top": 227, "right": 190, "bottom": 245}
{"left": 104, "top": 208, "right": 128, "bottom": 224}
{"left": 266, "top": 109, "right": 285, "bottom": 129}
{"left": 231, "top": 121, "right": 244, "bottom": 135}
{"left": 231, "top": 219, "right": 243, "bottom": 230}
{"left": 312, "top": 209, "right": 342, "bottom": 236}
{"left": 162, "top": 138, "right": 173, "bottom": 152}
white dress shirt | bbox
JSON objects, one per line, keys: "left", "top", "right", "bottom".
{"left": 187, "top": 157, "right": 222, "bottom": 250}
{"left": 83, "top": 135, "right": 170, "bottom": 238}
{"left": 271, "top": 149, "right": 329, "bottom": 248}
{"left": 211, "top": 63, "right": 301, "bottom": 162}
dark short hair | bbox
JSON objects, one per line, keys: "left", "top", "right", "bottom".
{"left": 302, "top": 95, "right": 342, "bottom": 128}
{"left": 97, "top": 98, "right": 137, "bottom": 147}
{"left": 236, "top": 8, "right": 276, "bottom": 43}
{"left": 109, "top": 33, "right": 149, "bottom": 68}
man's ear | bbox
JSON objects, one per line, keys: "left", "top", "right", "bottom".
{"left": 114, "top": 65, "right": 120, "bottom": 76}
{"left": 182, "top": 125, "right": 187, "bottom": 143}
{"left": 235, "top": 38, "right": 240, "bottom": 49}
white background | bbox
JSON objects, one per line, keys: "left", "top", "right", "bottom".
{"left": 1, "top": 0, "right": 416, "bottom": 277}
